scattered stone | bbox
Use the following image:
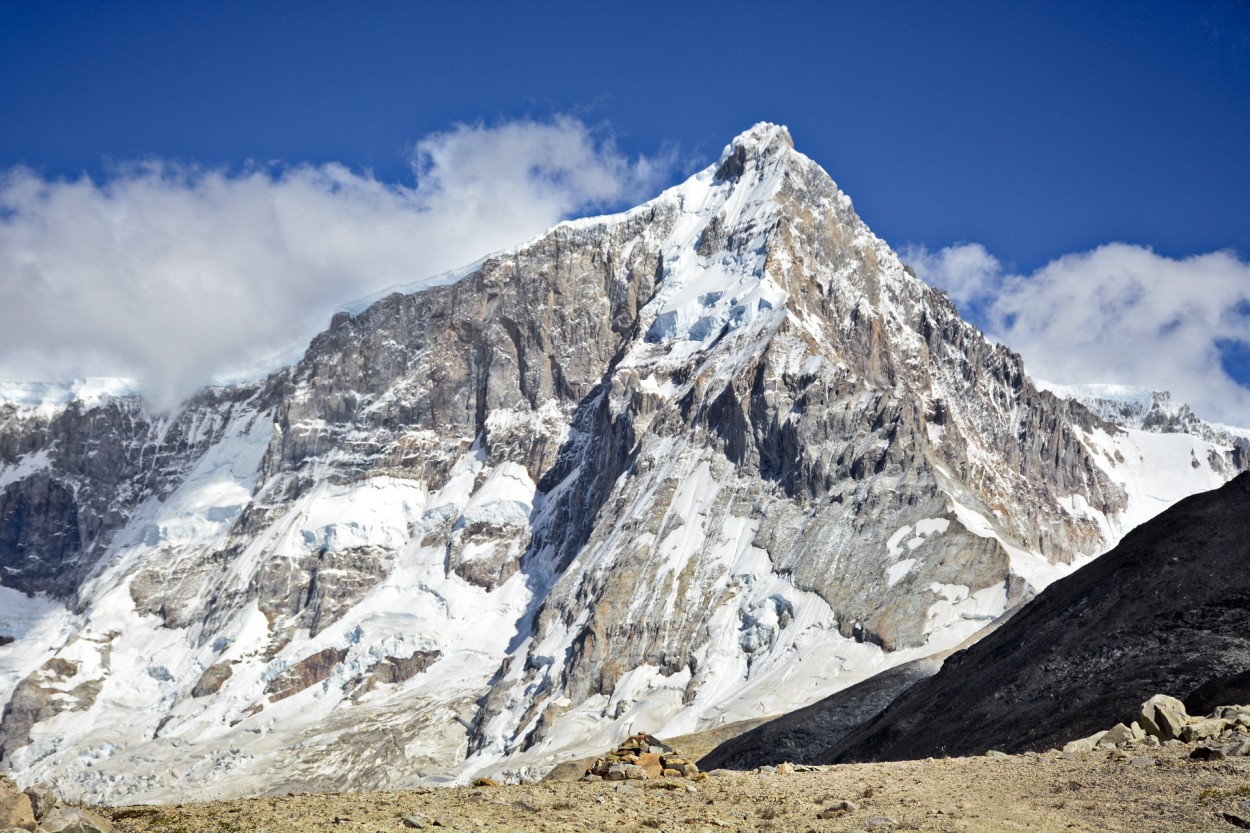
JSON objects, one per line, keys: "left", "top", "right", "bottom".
{"left": 1062, "top": 731, "right": 1107, "bottom": 754}
{"left": 1221, "top": 811, "right": 1250, "bottom": 830}
{"left": 1129, "top": 757, "right": 1155, "bottom": 767}
{"left": 645, "top": 780, "right": 685, "bottom": 791}
{"left": 985, "top": 749, "right": 1009, "bottom": 758}
{"left": 757, "top": 765, "right": 777, "bottom": 775}
{"left": 1181, "top": 717, "right": 1231, "bottom": 743}
{"left": 865, "top": 815, "right": 897, "bottom": 830}
{"left": 1228, "top": 739, "right": 1250, "bottom": 756}
{"left": 1190, "top": 745, "right": 1227, "bottom": 761}
{"left": 815, "top": 800, "right": 859, "bottom": 820}
{"left": 1100, "top": 723, "right": 1134, "bottom": 746}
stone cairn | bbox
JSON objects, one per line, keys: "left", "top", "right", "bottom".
{"left": 582, "top": 733, "right": 707, "bottom": 782}
{"left": 1060, "top": 693, "right": 1250, "bottom": 760}
{"left": 0, "top": 774, "right": 112, "bottom": 833}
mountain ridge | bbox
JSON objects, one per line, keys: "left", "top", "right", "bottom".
{"left": 0, "top": 123, "right": 1244, "bottom": 802}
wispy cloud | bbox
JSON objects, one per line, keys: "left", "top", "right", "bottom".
{"left": 906, "top": 242, "right": 1250, "bottom": 425}
{"left": 0, "top": 116, "right": 672, "bottom": 405}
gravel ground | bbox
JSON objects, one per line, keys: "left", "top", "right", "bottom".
{"left": 102, "top": 746, "right": 1250, "bottom": 833}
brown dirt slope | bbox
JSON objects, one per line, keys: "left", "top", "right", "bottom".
{"left": 103, "top": 745, "right": 1249, "bottom": 833}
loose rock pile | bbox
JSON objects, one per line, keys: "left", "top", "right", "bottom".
{"left": 0, "top": 775, "right": 112, "bottom": 833}
{"left": 583, "top": 733, "right": 707, "bottom": 782}
{"left": 1060, "top": 694, "right": 1250, "bottom": 761}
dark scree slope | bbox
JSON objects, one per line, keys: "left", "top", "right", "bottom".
{"left": 823, "top": 471, "right": 1250, "bottom": 762}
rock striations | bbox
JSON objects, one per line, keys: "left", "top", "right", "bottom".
{"left": 0, "top": 124, "right": 1245, "bottom": 803}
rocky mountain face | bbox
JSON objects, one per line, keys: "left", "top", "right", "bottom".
{"left": 815, "top": 471, "right": 1250, "bottom": 763}
{"left": 0, "top": 124, "right": 1244, "bottom": 804}
{"left": 0, "top": 381, "right": 264, "bottom": 598}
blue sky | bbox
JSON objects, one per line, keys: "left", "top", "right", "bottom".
{"left": 2, "top": 1, "right": 1249, "bottom": 421}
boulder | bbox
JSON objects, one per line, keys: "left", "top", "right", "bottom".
{"left": 38, "top": 806, "right": 113, "bottom": 833}
{"left": 1138, "top": 694, "right": 1188, "bottom": 741}
{"left": 1228, "top": 739, "right": 1250, "bottom": 757}
{"left": 0, "top": 779, "right": 34, "bottom": 832}
{"left": 636, "top": 753, "right": 662, "bottom": 779}
{"left": 1100, "top": 723, "right": 1134, "bottom": 746}
{"left": 1179, "top": 717, "right": 1230, "bottom": 743}
{"left": 1062, "top": 730, "right": 1108, "bottom": 754}
{"left": 20, "top": 785, "right": 53, "bottom": 822}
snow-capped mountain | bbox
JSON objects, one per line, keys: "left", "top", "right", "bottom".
{"left": 1034, "top": 380, "right": 1250, "bottom": 451}
{"left": 0, "top": 124, "right": 1244, "bottom": 803}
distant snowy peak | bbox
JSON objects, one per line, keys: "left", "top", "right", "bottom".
{"left": 1036, "top": 380, "right": 1250, "bottom": 446}
{"left": 0, "top": 378, "right": 143, "bottom": 418}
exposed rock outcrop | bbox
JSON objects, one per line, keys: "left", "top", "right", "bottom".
{"left": 824, "top": 472, "right": 1250, "bottom": 763}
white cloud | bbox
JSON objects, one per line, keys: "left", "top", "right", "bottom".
{"left": 907, "top": 242, "right": 1250, "bottom": 426}
{"left": 902, "top": 241, "right": 1001, "bottom": 307}
{"left": 0, "top": 117, "right": 671, "bottom": 406}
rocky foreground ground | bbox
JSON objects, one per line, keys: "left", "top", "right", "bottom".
{"left": 100, "top": 745, "right": 1250, "bottom": 833}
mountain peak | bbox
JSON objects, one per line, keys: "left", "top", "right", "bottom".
{"left": 714, "top": 122, "right": 795, "bottom": 181}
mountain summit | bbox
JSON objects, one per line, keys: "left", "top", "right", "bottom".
{"left": 0, "top": 124, "right": 1244, "bottom": 802}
